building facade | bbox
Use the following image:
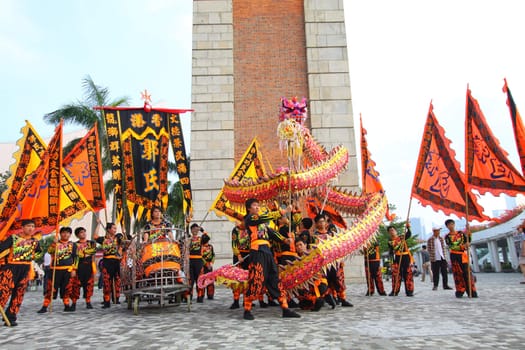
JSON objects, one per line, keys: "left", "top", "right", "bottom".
{"left": 191, "top": 0, "right": 361, "bottom": 280}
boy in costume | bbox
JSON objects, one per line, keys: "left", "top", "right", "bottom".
{"left": 0, "top": 219, "right": 42, "bottom": 326}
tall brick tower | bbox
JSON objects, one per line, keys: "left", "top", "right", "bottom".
{"left": 191, "top": 0, "right": 361, "bottom": 279}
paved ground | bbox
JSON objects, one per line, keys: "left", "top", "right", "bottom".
{"left": 1, "top": 272, "right": 524, "bottom": 349}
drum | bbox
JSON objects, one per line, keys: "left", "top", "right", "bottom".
{"left": 141, "top": 239, "right": 181, "bottom": 276}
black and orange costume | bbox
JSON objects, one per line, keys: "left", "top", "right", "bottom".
{"left": 95, "top": 233, "right": 123, "bottom": 308}
{"left": 199, "top": 235, "right": 215, "bottom": 300}
{"left": 445, "top": 230, "right": 477, "bottom": 298}
{"left": 275, "top": 224, "right": 299, "bottom": 266}
{"left": 295, "top": 245, "right": 328, "bottom": 311}
{"left": 230, "top": 223, "right": 250, "bottom": 309}
{"left": 0, "top": 233, "right": 42, "bottom": 326}
{"left": 314, "top": 228, "right": 352, "bottom": 307}
{"left": 243, "top": 206, "right": 300, "bottom": 320}
{"left": 388, "top": 228, "right": 414, "bottom": 296}
{"left": 39, "top": 238, "right": 77, "bottom": 312}
{"left": 363, "top": 242, "right": 386, "bottom": 296}
{"left": 274, "top": 223, "right": 300, "bottom": 307}
{"left": 143, "top": 219, "right": 172, "bottom": 242}
{"left": 188, "top": 232, "right": 203, "bottom": 302}
{"left": 70, "top": 239, "right": 96, "bottom": 309}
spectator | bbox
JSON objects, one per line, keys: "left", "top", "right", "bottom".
{"left": 420, "top": 245, "right": 432, "bottom": 282}
{"left": 518, "top": 223, "right": 525, "bottom": 284}
{"left": 427, "top": 226, "right": 452, "bottom": 291}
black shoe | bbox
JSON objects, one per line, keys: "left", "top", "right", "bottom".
{"left": 102, "top": 301, "right": 111, "bottom": 308}
{"left": 388, "top": 291, "right": 398, "bottom": 296}
{"left": 243, "top": 310, "right": 254, "bottom": 320}
{"left": 259, "top": 300, "right": 268, "bottom": 308}
{"left": 4, "top": 320, "right": 17, "bottom": 327}
{"left": 432, "top": 286, "right": 438, "bottom": 291}
{"left": 406, "top": 293, "right": 414, "bottom": 297}
{"left": 340, "top": 299, "right": 353, "bottom": 307}
{"left": 379, "top": 292, "right": 387, "bottom": 296}
{"left": 229, "top": 300, "right": 240, "bottom": 309}
{"left": 455, "top": 291, "right": 463, "bottom": 298}
{"left": 37, "top": 306, "right": 47, "bottom": 314}
{"left": 196, "top": 296, "right": 204, "bottom": 303}
{"left": 444, "top": 286, "right": 453, "bottom": 290}
{"left": 288, "top": 299, "right": 299, "bottom": 308}
{"left": 312, "top": 298, "right": 324, "bottom": 312}
{"left": 86, "top": 302, "right": 93, "bottom": 309}
{"left": 470, "top": 291, "right": 478, "bottom": 298}
{"left": 324, "top": 295, "right": 336, "bottom": 309}
{"left": 207, "top": 296, "right": 214, "bottom": 300}
{"left": 115, "top": 300, "right": 121, "bottom": 305}
{"left": 70, "top": 304, "right": 76, "bottom": 311}
{"left": 282, "top": 308, "right": 301, "bottom": 318}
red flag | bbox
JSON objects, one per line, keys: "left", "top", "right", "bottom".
{"left": 465, "top": 88, "right": 525, "bottom": 196}
{"left": 63, "top": 125, "right": 106, "bottom": 211}
{"left": 503, "top": 79, "right": 525, "bottom": 176}
{"left": 411, "top": 102, "right": 488, "bottom": 222}
{"left": 305, "top": 196, "right": 347, "bottom": 229}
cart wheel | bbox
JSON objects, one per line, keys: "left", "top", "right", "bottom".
{"left": 127, "top": 296, "right": 132, "bottom": 310}
{"left": 133, "top": 296, "right": 139, "bottom": 315}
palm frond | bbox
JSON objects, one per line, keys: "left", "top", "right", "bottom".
{"left": 63, "top": 137, "right": 83, "bottom": 158}
{"left": 82, "top": 75, "right": 109, "bottom": 107}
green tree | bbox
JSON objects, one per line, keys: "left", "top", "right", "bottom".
{"left": 165, "top": 180, "right": 185, "bottom": 228}
{"left": 43, "top": 75, "right": 129, "bottom": 175}
{"left": 35, "top": 235, "right": 55, "bottom": 264}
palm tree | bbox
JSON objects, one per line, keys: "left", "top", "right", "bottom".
{"left": 44, "top": 75, "right": 130, "bottom": 227}
{"left": 165, "top": 180, "right": 185, "bottom": 228}
{"left": 43, "top": 75, "right": 130, "bottom": 177}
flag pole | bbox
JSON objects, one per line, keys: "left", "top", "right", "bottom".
{"left": 49, "top": 120, "right": 63, "bottom": 313}
{"left": 365, "top": 245, "right": 371, "bottom": 296}
{"left": 464, "top": 88, "right": 473, "bottom": 299}
{"left": 0, "top": 305, "right": 10, "bottom": 327}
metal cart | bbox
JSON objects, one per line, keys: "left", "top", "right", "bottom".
{"left": 121, "top": 228, "right": 190, "bottom": 314}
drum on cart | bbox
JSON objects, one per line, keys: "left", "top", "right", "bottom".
{"left": 120, "top": 228, "right": 190, "bottom": 314}
{"left": 141, "top": 239, "right": 181, "bottom": 277}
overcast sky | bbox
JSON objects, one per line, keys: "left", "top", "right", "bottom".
{"left": 1, "top": 0, "right": 524, "bottom": 230}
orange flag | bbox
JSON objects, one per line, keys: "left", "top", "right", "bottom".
{"left": 63, "top": 125, "right": 106, "bottom": 211}
{"left": 465, "top": 88, "right": 525, "bottom": 196}
{"left": 360, "top": 115, "right": 384, "bottom": 194}
{"left": 411, "top": 102, "right": 488, "bottom": 222}
{"left": 0, "top": 122, "right": 91, "bottom": 240}
{"left": 503, "top": 79, "right": 525, "bottom": 176}
{"left": 360, "top": 115, "right": 394, "bottom": 220}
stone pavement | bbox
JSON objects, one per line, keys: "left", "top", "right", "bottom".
{"left": 2, "top": 273, "right": 524, "bottom": 349}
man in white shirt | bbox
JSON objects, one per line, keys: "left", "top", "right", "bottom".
{"left": 427, "top": 226, "right": 452, "bottom": 291}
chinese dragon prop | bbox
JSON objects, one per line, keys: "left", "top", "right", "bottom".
{"left": 198, "top": 97, "right": 387, "bottom": 294}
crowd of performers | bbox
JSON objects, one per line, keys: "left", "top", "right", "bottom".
{"left": 0, "top": 202, "right": 478, "bottom": 326}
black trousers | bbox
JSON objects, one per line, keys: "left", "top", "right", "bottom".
{"left": 431, "top": 258, "right": 449, "bottom": 288}
{"left": 189, "top": 258, "right": 203, "bottom": 296}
